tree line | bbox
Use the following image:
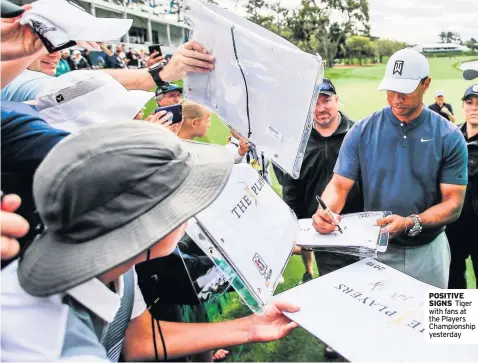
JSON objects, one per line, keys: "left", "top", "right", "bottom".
{"left": 241, "top": 0, "right": 406, "bottom": 67}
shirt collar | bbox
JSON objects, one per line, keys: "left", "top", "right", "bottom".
{"left": 385, "top": 105, "right": 427, "bottom": 129}
{"left": 66, "top": 277, "right": 123, "bottom": 323}
{"left": 461, "top": 122, "right": 478, "bottom": 143}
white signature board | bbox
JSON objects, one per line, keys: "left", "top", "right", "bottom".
{"left": 276, "top": 258, "right": 478, "bottom": 361}
{"left": 187, "top": 164, "right": 297, "bottom": 312}
{"left": 183, "top": 0, "right": 323, "bottom": 178}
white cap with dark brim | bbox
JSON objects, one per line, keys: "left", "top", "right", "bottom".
{"left": 36, "top": 70, "right": 153, "bottom": 132}
{"left": 377, "top": 48, "right": 430, "bottom": 94}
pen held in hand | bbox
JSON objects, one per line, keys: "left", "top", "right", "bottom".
{"left": 316, "top": 195, "right": 343, "bottom": 234}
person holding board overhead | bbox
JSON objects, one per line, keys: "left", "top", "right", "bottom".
{"left": 312, "top": 48, "right": 468, "bottom": 288}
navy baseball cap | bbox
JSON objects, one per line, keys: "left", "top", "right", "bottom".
{"left": 461, "top": 84, "right": 478, "bottom": 100}
{"left": 155, "top": 83, "right": 183, "bottom": 97}
{"left": 316, "top": 78, "right": 337, "bottom": 96}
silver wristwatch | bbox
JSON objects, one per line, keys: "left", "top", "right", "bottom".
{"left": 407, "top": 214, "right": 422, "bottom": 237}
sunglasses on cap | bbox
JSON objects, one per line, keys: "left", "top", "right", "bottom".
{"left": 156, "top": 83, "right": 182, "bottom": 96}
{"left": 317, "top": 78, "right": 337, "bottom": 96}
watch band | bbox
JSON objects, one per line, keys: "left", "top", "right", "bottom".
{"left": 148, "top": 63, "right": 166, "bottom": 88}
{"left": 407, "top": 214, "right": 422, "bottom": 237}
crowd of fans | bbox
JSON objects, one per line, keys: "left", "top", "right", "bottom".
{"left": 1, "top": 0, "right": 477, "bottom": 362}
{"left": 48, "top": 43, "right": 163, "bottom": 75}
{"left": 1, "top": 1, "right": 297, "bottom": 362}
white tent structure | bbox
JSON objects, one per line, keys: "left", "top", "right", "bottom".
{"left": 412, "top": 43, "right": 470, "bottom": 53}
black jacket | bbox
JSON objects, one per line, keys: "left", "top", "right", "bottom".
{"left": 450, "top": 123, "right": 478, "bottom": 229}
{"left": 428, "top": 102, "right": 454, "bottom": 121}
{"left": 281, "top": 112, "right": 364, "bottom": 219}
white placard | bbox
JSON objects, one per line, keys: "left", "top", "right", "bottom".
{"left": 296, "top": 212, "right": 390, "bottom": 252}
{"left": 276, "top": 258, "right": 478, "bottom": 361}
{"left": 183, "top": 0, "right": 324, "bottom": 178}
{"left": 193, "top": 164, "right": 298, "bottom": 306}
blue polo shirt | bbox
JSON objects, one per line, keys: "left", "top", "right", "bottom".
{"left": 334, "top": 106, "right": 468, "bottom": 246}
{"left": 1, "top": 70, "right": 53, "bottom": 102}
{"left": 1, "top": 101, "right": 69, "bottom": 264}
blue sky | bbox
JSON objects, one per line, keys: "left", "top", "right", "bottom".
{"left": 216, "top": 0, "right": 478, "bottom": 44}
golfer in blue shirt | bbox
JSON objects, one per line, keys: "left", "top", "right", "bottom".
{"left": 312, "top": 48, "right": 468, "bottom": 288}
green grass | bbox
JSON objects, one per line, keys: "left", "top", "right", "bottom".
{"left": 146, "top": 57, "right": 476, "bottom": 361}
{"left": 325, "top": 56, "right": 477, "bottom": 124}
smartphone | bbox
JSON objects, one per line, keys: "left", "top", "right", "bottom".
{"left": 148, "top": 44, "right": 162, "bottom": 56}
{"left": 154, "top": 104, "right": 183, "bottom": 124}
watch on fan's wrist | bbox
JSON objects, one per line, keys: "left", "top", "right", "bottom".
{"left": 148, "top": 62, "right": 167, "bottom": 88}
{"left": 407, "top": 214, "right": 422, "bottom": 237}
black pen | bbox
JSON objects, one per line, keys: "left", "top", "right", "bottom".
{"left": 316, "top": 195, "right": 343, "bottom": 234}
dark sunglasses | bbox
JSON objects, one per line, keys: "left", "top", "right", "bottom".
{"left": 318, "top": 78, "right": 336, "bottom": 94}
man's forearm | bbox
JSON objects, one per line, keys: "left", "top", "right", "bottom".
{"left": 124, "top": 313, "right": 251, "bottom": 361}
{"left": 102, "top": 67, "right": 177, "bottom": 91}
{"left": 449, "top": 114, "right": 456, "bottom": 123}
{"left": 418, "top": 198, "right": 463, "bottom": 230}
{"left": 321, "top": 182, "right": 348, "bottom": 214}
{"left": 159, "top": 318, "right": 251, "bottom": 359}
{"left": 102, "top": 68, "right": 155, "bottom": 91}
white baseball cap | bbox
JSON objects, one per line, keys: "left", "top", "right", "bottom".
{"left": 435, "top": 90, "right": 445, "bottom": 97}
{"left": 20, "top": 0, "right": 132, "bottom": 50}
{"left": 377, "top": 48, "right": 430, "bottom": 94}
{"left": 36, "top": 71, "right": 154, "bottom": 132}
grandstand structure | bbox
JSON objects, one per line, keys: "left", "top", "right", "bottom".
{"left": 412, "top": 43, "right": 470, "bottom": 54}
{"left": 12, "top": 0, "right": 190, "bottom": 54}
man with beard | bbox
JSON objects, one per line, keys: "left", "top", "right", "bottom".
{"left": 281, "top": 78, "right": 364, "bottom": 358}
{"left": 283, "top": 78, "right": 363, "bottom": 281}
{"left": 312, "top": 48, "right": 467, "bottom": 289}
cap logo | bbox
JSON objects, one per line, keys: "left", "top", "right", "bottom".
{"left": 30, "top": 20, "right": 57, "bottom": 37}
{"left": 393, "top": 60, "right": 404, "bottom": 76}
{"left": 473, "top": 85, "right": 478, "bottom": 92}
{"left": 56, "top": 94, "right": 65, "bottom": 103}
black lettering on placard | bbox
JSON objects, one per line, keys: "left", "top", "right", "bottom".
{"left": 334, "top": 282, "right": 425, "bottom": 333}
{"left": 357, "top": 297, "right": 370, "bottom": 305}
{"left": 232, "top": 177, "right": 266, "bottom": 219}
{"left": 384, "top": 310, "right": 397, "bottom": 317}
{"left": 231, "top": 207, "right": 240, "bottom": 218}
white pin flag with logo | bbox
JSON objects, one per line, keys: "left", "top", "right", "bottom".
{"left": 183, "top": 0, "right": 324, "bottom": 178}
{"left": 186, "top": 164, "right": 298, "bottom": 314}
